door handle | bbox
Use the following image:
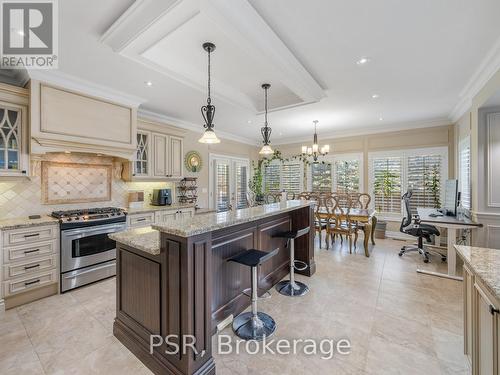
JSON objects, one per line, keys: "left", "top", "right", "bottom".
{"left": 489, "top": 305, "right": 500, "bottom": 315}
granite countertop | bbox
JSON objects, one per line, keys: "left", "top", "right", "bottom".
{"left": 455, "top": 245, "right": 500, "bottom": 301}
{"left": 152, "top": 200, "right": 313, "bottom": 238}
{"left": 126, "top": 203, "right": 195, "bottom": 214}
{"left": 109, "top": 226, "right": 160, "bottom": 255}
{"left": 0, "top": 215, "right": 60, "bottom": 230}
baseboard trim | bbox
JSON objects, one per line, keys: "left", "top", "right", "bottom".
{"left": 0, "top": 299, "right": 5, "bottom": 313}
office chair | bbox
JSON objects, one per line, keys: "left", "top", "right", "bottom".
{"left": 399, "top": 190, "right": 446, "bottom": 263}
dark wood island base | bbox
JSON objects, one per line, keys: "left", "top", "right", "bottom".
{"left": 112, "top": 202, "right": 315, "bottom": 375}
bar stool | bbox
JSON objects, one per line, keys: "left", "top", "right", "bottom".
{"left": 273, "top": 227, "right": 310, "bottom": 297}
{"left": 229, "top": 248, "right": 279, "bottom": 341}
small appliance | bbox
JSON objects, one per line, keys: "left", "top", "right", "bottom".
{"left": 151, "top": 189, "right": 172, "bottom": 206}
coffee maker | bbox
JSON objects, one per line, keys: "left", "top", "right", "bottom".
{"left": 151, "top": 189, "right": 172, "bottom": 206}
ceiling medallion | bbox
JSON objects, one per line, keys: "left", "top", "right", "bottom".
{"left": 259, "top": 83, "right": 273, "bottom": 155}
{"left": 198, "top": 42, "right": 220, "bottom": 144}
{"left": 301, "top": 120, "right": 330, "bottom": 162}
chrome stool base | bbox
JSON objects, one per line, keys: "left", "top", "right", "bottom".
{"left": 232, "top": 312, "right": 276, "bottom": 341}
{"left": 275, "top": 280, "right": 310, "bottom": 297}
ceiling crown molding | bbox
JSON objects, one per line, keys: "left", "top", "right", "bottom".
{"left": 450, "top": 35, "right": 500, "bottom": 122}
{"left": 138, "top": 108, "right": 258, "bottom": 146}
{"left": 273, "top": 118, "right": 451, "bottom": 146}
{"left": 28, "top": 70, "right": 146, "bottom": 107}
{"left": 101, "top": 0, "right": 325, "bottom": 113}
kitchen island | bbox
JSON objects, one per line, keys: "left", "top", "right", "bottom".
{"left": 110, "top": 200, "right": 315, "bottom": 375}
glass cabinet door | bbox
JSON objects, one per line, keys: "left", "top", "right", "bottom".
{"left": 0, "top": 107, "right": 21, "bottom": 171}
{"left": 134, "top": 132, "right": 149, "bottom": 176}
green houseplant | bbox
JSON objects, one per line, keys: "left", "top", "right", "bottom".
{"left": 373, "top": 162, "right": 400, "bottom": 239}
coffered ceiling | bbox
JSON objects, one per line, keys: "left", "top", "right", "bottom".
{"left": 29, "top": 0, "right": 500, "bottom": 144}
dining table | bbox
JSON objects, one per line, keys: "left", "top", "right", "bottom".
{"left": 316, "top": 207, "right": 377, "bottom": 257}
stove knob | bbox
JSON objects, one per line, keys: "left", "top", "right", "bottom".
{"left": 67, "top": 218, "right": 72, "bottom": 221}
{"left": 111, "top": 213, "right": 115, "bottom": 216}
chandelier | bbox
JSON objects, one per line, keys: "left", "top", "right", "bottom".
{"left": 301, "top": 120, "right": 329, "bottom": 162}
{"left": 259, "top": 83, "right": 273, "bottom": 155}
{"left": 198, "top": 42, "right": 220, "bottom": 144}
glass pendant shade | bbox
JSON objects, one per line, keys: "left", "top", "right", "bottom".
{"left": 301, "top": 145, "right": 307, "bottom": 153}
{"left": 259, "top": 144, "right": 274, "bottom": 155}
{"left": 198, "top": 128, "right": 220, "bottom": 144}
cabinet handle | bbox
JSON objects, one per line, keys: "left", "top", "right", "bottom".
{"left": 22, "top": 170, "right": 27, "bottom": 174}
{"left": 136, "top": 218, "right": 146, "bottom": 222}
{"left": 24, "top": 264, "right": 40, "bottom": 270}
{"left": 489, "top": 305, "right": 500, "bottom": 315}
{"left": 24, "top": 279, "right": 40, "bottom": 286}
{"left": 24, "top": 233, "right": 40, "bottom": 238}
{"left": 24, "top": 249, "right": 40, "bottom": 254}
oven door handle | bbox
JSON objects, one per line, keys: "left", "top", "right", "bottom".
{"left": 62, "top": 224, "right": 126, "bottom": 239}
{"left": 63, "top": 262, "right": 115, "bottom": 279}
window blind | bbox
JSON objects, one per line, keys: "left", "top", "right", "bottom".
{"left": 407, "top": 155, "right": 443, "bottom": 211}
{"left": 235, "top": 165, "right": 248, "bottom": 209}
{"left": 459, "top": 139, "right": 471, "bottom": 210}
{"left": 334, "top": 160, "right": 360, "bottom": 193}
{"left": 281, "top": 163, "right": 302, "bottom": 193}
{"left": 216, "top": 163, "right": 230, "bottom": 212}
{"left": 311, "top": 162, "right": 332, "bottom": 192}
{"left": 263, "top": 163, "right": 281, "bottom": 193}
{"left": 372, "top": 157, "right": 402, "bottom": 214}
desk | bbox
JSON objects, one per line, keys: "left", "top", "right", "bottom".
{"left": 317, "top": 208, "right": 377, "bottom": 257}
{"left": 417, "top": 208, "right": 482, "bottom": 281}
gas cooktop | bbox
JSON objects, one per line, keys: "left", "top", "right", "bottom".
{"left": 52, "top": 207, "right": 127, "bottom": 228}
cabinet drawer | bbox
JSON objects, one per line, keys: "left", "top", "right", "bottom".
{"left": 3, "top": 225, "right": 58, "bottom": 247}
{"left": 4, "top": 240, "right": 57, "bottom": 263}
{"left": 4, "top": 269, "right": 58, "bottom": 297}
{"left": 128, "top": 212, "right": 155, "bottom": 228}
{"left": 155, "top": 210, "right": 177, "bottom": 224}
{"left": 3, "top": 255, "right": 57, "bottom": 280}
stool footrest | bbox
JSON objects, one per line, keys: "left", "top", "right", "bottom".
{"left": 293, "top": 260, "right": 308, "bottom": 271}
{"left": 242, "top": 288, "right": 272, "bottom": 299}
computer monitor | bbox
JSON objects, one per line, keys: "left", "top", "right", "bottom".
{"left": 442, "top": 179, "right": 458, "bottom": 216}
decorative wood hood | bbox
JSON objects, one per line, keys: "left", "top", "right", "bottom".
{"left": 29, "top": 72, "right": 145, "bottom": 160}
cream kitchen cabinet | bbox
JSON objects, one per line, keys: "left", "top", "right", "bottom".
{"left": 464, "top": 264, "right": 474, "bottom": 366}
{"left": 154, "top": 207, "right": 194, "bottom": 224}
{"left": 124, "top": 118, "right": 184, "bottom": 181}
{"left": 0, "top": 224, "right": 59, "bottom": 310}
{"left": 0, "top": 83, "right": 29, "bottom": 179}
{"left": 127, "top": 212, "right": 155, "bottom": 228}
{"left": 472, "top": 278, "right": 499, "bottom": 375}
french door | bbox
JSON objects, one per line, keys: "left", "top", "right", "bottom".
{"left": 210, "top": 155, "right": 250, "bottom": 212}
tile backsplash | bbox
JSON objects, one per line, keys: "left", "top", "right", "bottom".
{"left": 0, "top": 153, "right": 174, "bottom": 220}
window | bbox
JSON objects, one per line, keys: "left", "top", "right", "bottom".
{"left": 334, "top": 159, "right": 360, "bottom": 193}
{"left": 371, "top": 156, "right": 403, "bottom": 214}
{"left": 281, "top": 163, "right": 302, "bottom": 194}
{"left": 263, "top": 161, "right": 303, "bottom": 193}
{"left": 311, "top": 162, "right": 332, "bottom": 192}
{"left": 263, "top": 162, "right": 281, "bottom": 193}
{"left": 216, "top": 162, "right": 230, "bottom": 212}
{"left": 459, "top": 137, "right": 471, "bottom": 210}
{"left": 235, "top": 163, "right": 248, "bottom": 209}
{"left": 369, "top": 147, "right": 448, "bottom": 217}
{"left": 407, "top": 154, "right": 443, "bottom": 211}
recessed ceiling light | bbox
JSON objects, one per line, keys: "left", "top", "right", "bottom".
{"left": 372, "top": 94, "right": 380, "bottom": 99}
{"left": 64, "top": 150, "right": 71, "bottom": 154}
{"left": 145, "top": 81, "right": 153, "bottom": 87}
{"left": 247, "top": 120, "right": 252, "bottom": 124}
{"left": 17, "top": 30, "right": 24, "bottom": 36}
{"left": 356, "top": 57, "right": 370, "bottom": 65}
{"left": 379, "top": 117, "right": 384, "bottom": 121}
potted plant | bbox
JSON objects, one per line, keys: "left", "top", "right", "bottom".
{"left": 373, "top": 162, "right": 400, "bottom": 239}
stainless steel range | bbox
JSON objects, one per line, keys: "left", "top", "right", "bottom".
{"left": 52, "top": 207, "right": 127, "bottom": 292}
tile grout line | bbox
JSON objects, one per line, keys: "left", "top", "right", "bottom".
{"left": 16, "top": 307, "right": 48, "bottom": 375}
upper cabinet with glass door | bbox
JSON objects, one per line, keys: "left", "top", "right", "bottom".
{"left": 0, "top": 83, "right": 29, "bottom": 179}
{"left": 134, "top": 130, "right": 151, "bottom": 177}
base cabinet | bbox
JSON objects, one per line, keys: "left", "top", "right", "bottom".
{"left": 464, "top": 264, "right": 500, "bottom": 375}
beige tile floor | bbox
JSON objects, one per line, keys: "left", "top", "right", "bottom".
{"left": 0, "top": 237, "right": 470, "bottom": 375}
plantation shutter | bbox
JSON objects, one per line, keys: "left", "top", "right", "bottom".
{"left": 235, "top": 164, "right": 248, "bottom": 209}
{"left": 373, "top": 157, "right": 402, "bottom": 214}
{"left": 334, "top": 160, "right": 360, "bottom": 193}
{"left": 459, "top": 139, "right": 471, "bottom": 210}
{"left": 311, "top": 162, "right": 332, "bottom": 192}
{"left": 263, "top": 162, "right": 281, "bottom": 193}
{"left": 281, "top": 163, "right": 302, "bottom": 193}
{"left": 407, "top": 154, "right": 443, "bottom": 211}
{"left": 216, "top": 162, "right": 230, "bottom": 212}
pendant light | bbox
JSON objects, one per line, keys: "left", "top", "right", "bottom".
{"left": 198, "top": 42, "right": 220, "bottom": 144}
{"left": 259, "top": 83, "right": 274, "bottom": 155}
{"left": 301, "top": 120, "right": 330, "bottom": 162}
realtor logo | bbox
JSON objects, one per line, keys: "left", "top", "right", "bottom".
{"left": 1, "top": 0, "right": 58, "bottom": 69}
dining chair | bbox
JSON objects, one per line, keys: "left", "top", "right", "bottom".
{"left": 326, "top": 195, "right": 358, "bottom": 253}
{"left": 313, "top": 196, "right": 328, "bottom": 249}
{"left": 264, "top": 193, "right": 281, "bottom": 203}
{"left": 351, "top": 193, "right": 371, "bottom": 209}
